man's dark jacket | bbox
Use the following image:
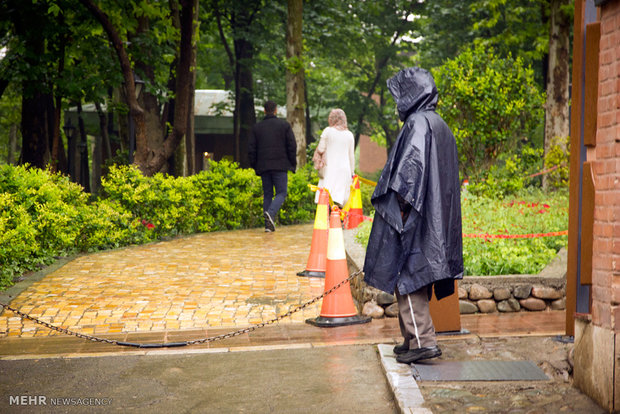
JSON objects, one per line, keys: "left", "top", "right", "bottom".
{"left": 248, "top": 114, "right": 297, "bottom": 175}
{"left": 363, "top": 67, "right": 463, "bottom": 300}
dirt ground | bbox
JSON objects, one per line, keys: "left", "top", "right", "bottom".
{"left": 417, "top": 335, "right": 605, "bottom": 413}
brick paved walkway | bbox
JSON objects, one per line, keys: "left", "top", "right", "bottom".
{"left": 0, "top": 224, "right": 325, "bottom": 338}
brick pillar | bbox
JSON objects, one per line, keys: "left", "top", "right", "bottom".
{"left": 573, "top": 1, "right": 620, "bottom": 411}
{"left": 592, "top": 0, "right": 620, "bottom": 334}
{"left": 595, "top": 3, "right": 620, "bottom": 410}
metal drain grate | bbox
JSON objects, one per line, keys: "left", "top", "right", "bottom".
{"left": 411, "top": 360, "right": 549, "bottom": 381}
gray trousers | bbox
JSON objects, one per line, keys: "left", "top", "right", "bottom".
{"left": 396, "top": 286, "right": 437, "bottom": 350}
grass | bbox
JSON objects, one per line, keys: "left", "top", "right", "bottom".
{"left": 355, "top": 188, "right": 568, "bottom": 276}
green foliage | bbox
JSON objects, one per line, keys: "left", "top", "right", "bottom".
{"left": 354, "top": 212, "right": 374, "bottom": 247}
{"left": 76, "top": 198, "right": 145, "bottom": 252}
{"left": 416, "top": 0, "right": 549, "bottom": 86}
{"left": 461, "top": 189, "right": 568, "bottom": 275}
{"left": 433, "top": 44, "right": 545, "bottom": 180}
{"left": 360, "top": 181, "right": 376, "bottom": 216}
{"left": 0, "top": 84, "right": 21, "bottom": 164}
{"left": 467, "top": 146, "right": 544, "bottom": 199}
{"left": 543, "top": 135, "right": 570, "bottom": 191}
{"left": 189, "top": 161, "right": 263, "bottom": 231}
{"left": 100, "top": 161, "right": 265, "bottom": 236}
{"left": 0, "top": 164, "right": 85, "bottom": 256}
{"left": 280, "top": 164, "right": 318, "bottom": 224}
{"left": 355, "top": 188, "right": 568, "bottom": 276}
{"left": 0, "top": 164, "right": 83, "bottom": 286}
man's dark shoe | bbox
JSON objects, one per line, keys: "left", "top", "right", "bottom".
{"left": 393, "top": 342, "right": 409, "bottom": 355}
{"left": 395, "top": 346, "right": 442, "bottom": 364}
{"left": 264, "top": 211, "right": 276, "bottom": 232}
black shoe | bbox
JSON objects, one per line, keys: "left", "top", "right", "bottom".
{"left": 393, "top": 342, "right": 409, "bottom": 355}
{"left": 264, "top": 211, "right": 276, "bottom": 232}
{"left": 395, "top": 346, "right": 442, "bottom": 364}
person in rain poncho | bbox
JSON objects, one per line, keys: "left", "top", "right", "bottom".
{"left": 312, "top": 109, "right": 355, "bottom": 207}
{"left": 363, "top": 67, "right": 463, "bottom": 365}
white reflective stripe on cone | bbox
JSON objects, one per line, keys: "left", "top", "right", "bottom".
{"left": 326, "top": 228, "right": 346, "bottom": 261}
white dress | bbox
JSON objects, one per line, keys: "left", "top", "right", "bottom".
{"left": 314, "top": 126, "right": 355, "bottom": 206}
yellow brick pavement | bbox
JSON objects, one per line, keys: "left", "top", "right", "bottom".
{"left": 0, "top": 224, "right": 326, "bottom": 338}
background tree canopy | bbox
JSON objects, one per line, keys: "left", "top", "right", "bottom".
{"left": 0, "top": 0, "right": 571, "bottom": 187}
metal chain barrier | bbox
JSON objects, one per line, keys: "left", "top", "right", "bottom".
{"left": 0, "top": 270, "right": 363, "bottom": 349}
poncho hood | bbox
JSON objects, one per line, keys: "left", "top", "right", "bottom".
{"left": 387, "top": 67, "right": 438, "bottom": 121}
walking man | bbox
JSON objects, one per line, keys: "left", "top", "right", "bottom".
{"left": 363, "top": 67, "right": 463, "bottom": 364}
{"left": 248, "top": 100, "right": 297, "bottom": 232}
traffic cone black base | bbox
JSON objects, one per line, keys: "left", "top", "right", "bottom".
{"left": 296, "top": 270, "right": 325, "bottom": 278}
{"left": 305, "top": 315, "right": 371, "bottom": 327}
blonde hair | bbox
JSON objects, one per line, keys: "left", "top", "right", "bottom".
{"left": 328, "top": 108, "right": 348, "bottom": 131}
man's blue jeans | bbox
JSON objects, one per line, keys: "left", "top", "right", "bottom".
{"left": 261, "top": 171, "right": 288, "bottom": 218}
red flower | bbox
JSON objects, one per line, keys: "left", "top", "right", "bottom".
{"left": 140, "top": 219, "right": 155, "bottom": 230}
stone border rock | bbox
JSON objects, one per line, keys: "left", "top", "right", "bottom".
{"left": 344, "top": 228, "right": 567, "bottom": 318}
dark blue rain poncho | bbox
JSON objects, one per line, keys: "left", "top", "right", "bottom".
{"left": 363, "top": 67, "right": 463, "bottom": 300}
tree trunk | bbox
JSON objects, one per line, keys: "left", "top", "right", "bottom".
{"left": 77, "top": 101, "right": 91, "bottom": 192}
{"left": 19, "top": 28, "right": 50, "bottom": 169}
{"left": 80, "top": 0, "right": 147, "bottom": 173}
{"left": 93, "top": 101, "right": 109, "bottom": 193}
{"left": 286, "top": 0, "right": 306, "bottom": 169}
{"left": 8, "top": 124, "right": 18, "bottom": 164}
{"left": 50, "top": 39, "right": 67, "bottom": 174}
{"left": 231, "top": 5, "right": 257, "bottom": 169}
{"left": 237, "top": 46, "right": 255, "bottom": 168}
{"left": 185, "top": 1, "right": 199, "bottom": 175}
{"left": 304, "top": 78, "right": 314, "bottom": 144}
{"left": 50, "top": 94, "right": 68, "bottom": 174}
{"left": 20, "top": 90, "right": 50, "bottom": 169}
{"left": 543, "top": 0, "right": 571, "bottom": 188}
{"left": 142, "top": 0, "right": 198, "bottom": 176}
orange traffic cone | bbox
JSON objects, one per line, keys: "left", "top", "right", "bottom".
{"left": 306, "top": 206, "right": 371, "bottom": 327}
{"left": 345, "top": 175, "right": 363, "bottom": 229}
{"left": 297, "top": 188, "right": 330, "bottom": 278}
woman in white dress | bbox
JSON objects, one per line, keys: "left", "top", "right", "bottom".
{"left": 313, "top": 109, "right": 355, "bottom": 207}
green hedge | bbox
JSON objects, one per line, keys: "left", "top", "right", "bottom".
{"left": 0, "top": 161, "right": 318, "bottom": 289}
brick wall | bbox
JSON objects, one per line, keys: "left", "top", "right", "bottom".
{"left": 358, "top": 133, "right": 387, "bottom": 175}
{"left": 592, "top": 0, "right": 620, "bottom": 333}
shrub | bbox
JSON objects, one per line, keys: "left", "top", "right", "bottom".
{"left": 101, "top": 161, "right": 265, "bottom": 236}
{"left": 190, "top": 160, "right": 263, "bottom": 231}
{"left": 0, "top": 165, "right": 88, "bottom": 286}
{"left": 280, "top": 164, "right": 318, "bottom": 224}
{"left": 0, "top": 192, "right": 39, "bottom": 287}
{"left": 543, "top": 135, "right": 570, "bottom": 191}
{"left": 467, "top": 146, "right": 544, "bottom": 199}
{"left": 76, "top": 199, "right": 145, "bottom": 252}
{"left": 433, "top": 44, "right": 545, "bottom": 180}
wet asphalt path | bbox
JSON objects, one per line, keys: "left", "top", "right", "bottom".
{"left": 0, "top": 344, "right": 397, "bottom": 413}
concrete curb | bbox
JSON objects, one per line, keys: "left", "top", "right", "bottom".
{"left": 377, "top": 344, "right": 432, "bottom": 414}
